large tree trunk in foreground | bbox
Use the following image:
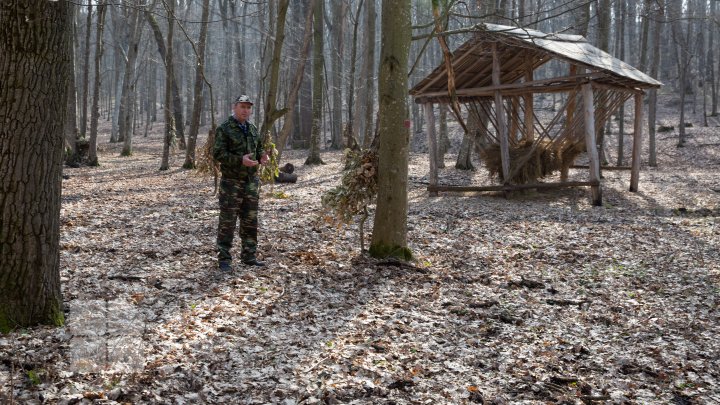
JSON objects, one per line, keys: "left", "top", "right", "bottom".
{"left": 369, "top": 0, "right": 412, "bottom": 260}
{"left": 0, "top": 0, "right": 70, "bottom": 331}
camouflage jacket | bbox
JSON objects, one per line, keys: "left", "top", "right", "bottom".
{"left": 213, "top": 116, "right": 263, "bottom": 179}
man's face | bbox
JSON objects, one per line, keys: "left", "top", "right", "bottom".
{"left": 233, "top": 102, "right": 252, "bottom": 122}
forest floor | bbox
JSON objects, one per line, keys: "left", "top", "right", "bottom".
{"left": 2, "top": 97, "right": 720, "bottom": 404}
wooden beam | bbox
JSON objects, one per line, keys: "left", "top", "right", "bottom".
{"left": 582, "top": 82, "right": 602, "bottom": 206}
{"left": 570, "top": 165, "right": 632, "bottom": 170}
{"left": 493, "top": 42, "right": 511, "bottom": 183}
{"left": 424, "top": 103, "right": 439, "bottom": 196}
{"left": 630, "top": 92, "right": 643, "bottom": 192}
{"left": 414, "top": 71, "right": 605, "bottom": 100}
{"left": 428, "top": 180, "right": 600, "bottom": 193}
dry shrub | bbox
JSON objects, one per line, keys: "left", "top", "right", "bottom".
{"left": 321, "top": 148, "right": 378, "bottom": 225}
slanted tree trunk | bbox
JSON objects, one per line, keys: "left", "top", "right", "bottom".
{"left": 369, "top": 0, "right": 412, "bottom": 261}
{"left": 0, "top": 0, "right": 70, "bottom": 331}
{"left": 305, "top": 0, "right": 325, "bottom": 165}
{"left": 183, "top": 0, "right": 211, "bottom": 169}
{"left": 88, "top": 2, "right": 108, "bottom": 166}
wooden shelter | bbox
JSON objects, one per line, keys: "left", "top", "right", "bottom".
{"left": 410, "top": 24, "right": 662, "bottom": 205}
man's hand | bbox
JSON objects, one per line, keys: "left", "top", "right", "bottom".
{"left": 242, "top": 153, "right": 259, "bottom": 167}
{"left": 260, "top": 152, "right": 270, "bottom": 165}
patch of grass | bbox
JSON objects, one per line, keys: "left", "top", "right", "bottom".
{"left": 27, "top": 369, "right": 43, "bottom": 385}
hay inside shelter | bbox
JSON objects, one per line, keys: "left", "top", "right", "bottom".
{"left": 479, "top": 139, "right": 585, "bottom": 184}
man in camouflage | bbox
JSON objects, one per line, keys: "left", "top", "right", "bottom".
{"left": 213, "top": 95, "right": 269, "bottom": 272}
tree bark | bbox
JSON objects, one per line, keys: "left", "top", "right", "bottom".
{"left": 305, "top": 0, "right": 325, "bottom": 165}
{"left": 0, "top": 0, "right": 70, "bottom": 331}
{"left": 369, "top": 0, "right": 412, "bottom": 260}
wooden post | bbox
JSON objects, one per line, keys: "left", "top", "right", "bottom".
{"left": 630, "top": 92, "right": 643, "bottom": 192}
{"left": 492, "top": 42, "right": 510, "bottom": 183}
{"left": 582, "top": 83, "right": 602, "bottom": 206}
{"left": 425, "top": 102, "right": 439, "bottom": 196}
{"left": 524, "top": 60, "right": 534, "bottom": 142}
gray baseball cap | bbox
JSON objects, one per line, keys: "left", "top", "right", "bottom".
{"left": 233, "top": 95, "right": 253, "bottom": 105}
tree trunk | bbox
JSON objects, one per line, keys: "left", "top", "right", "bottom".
{"left": 369, "top": 0, "right": 412, "bottom": 261}
{"left": 65, "top": 13, "right": 79, "bottom": 165}
{"left": 362, "top": 0, "right": 377, "bottom": 148}
{"left": 259, "top": 0, "right": 290, "bottom": 144}
{"left": 330, "top": 2, "right": 347, "bottom": 149}
{"left": 119, "top": 5, "right": 143, "bottom": 156}
{"left": 88, "top": 2, "right": 108, "bottom": 166}
{"left": 160, "top": 0, "right": 175, "bottom": 171}
{"left": 710, "top": 0, "right": 717, "bottom": 116}
{"left": 80, "top": 3, "right": 93, "bottom": 139}
{"left": 145, "top": 10, "right": 184, "bottom": 149}
{"left": 183, "top": 0, "right": 211, "bottom": 169}
{"left": 0, "top": 0, "right": 70, "bottom": 331}
{"left": 438, "top": 103, "right": 449, "bottom": 169}
{"left": 305, "top": 0, "right": 325, "bottom": 165}
{"left": 596, "top": 0, "right": 611, "bottom": 164}
{"left": 670, "top": 0, "right": 691, "bottom": 147}
{"left": 344, "top": 0, "right": 365, "bottom": 150}
{"left": 277, "top": 0, "right": 315, "bottom": 162}
{"left": 648, "top": 0, "right": 664, "bottom": 166}
{"left": 616, "top": 0, "right": 626, "bottom": 166}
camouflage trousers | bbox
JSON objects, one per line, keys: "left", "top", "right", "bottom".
{"left": 217, "top": 176, "right": 259, "bottom": 263}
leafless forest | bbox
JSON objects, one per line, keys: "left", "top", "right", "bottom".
{"left": 1, "top": 0, "right": 719, "bottom": 404}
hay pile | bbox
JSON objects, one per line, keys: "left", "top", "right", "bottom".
{"left": 479, "top": 139, "right": 585, "bottom": 184}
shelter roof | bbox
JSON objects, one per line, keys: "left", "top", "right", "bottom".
{"left": 411, "top": 23, "right": 662, "bottom": 102}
